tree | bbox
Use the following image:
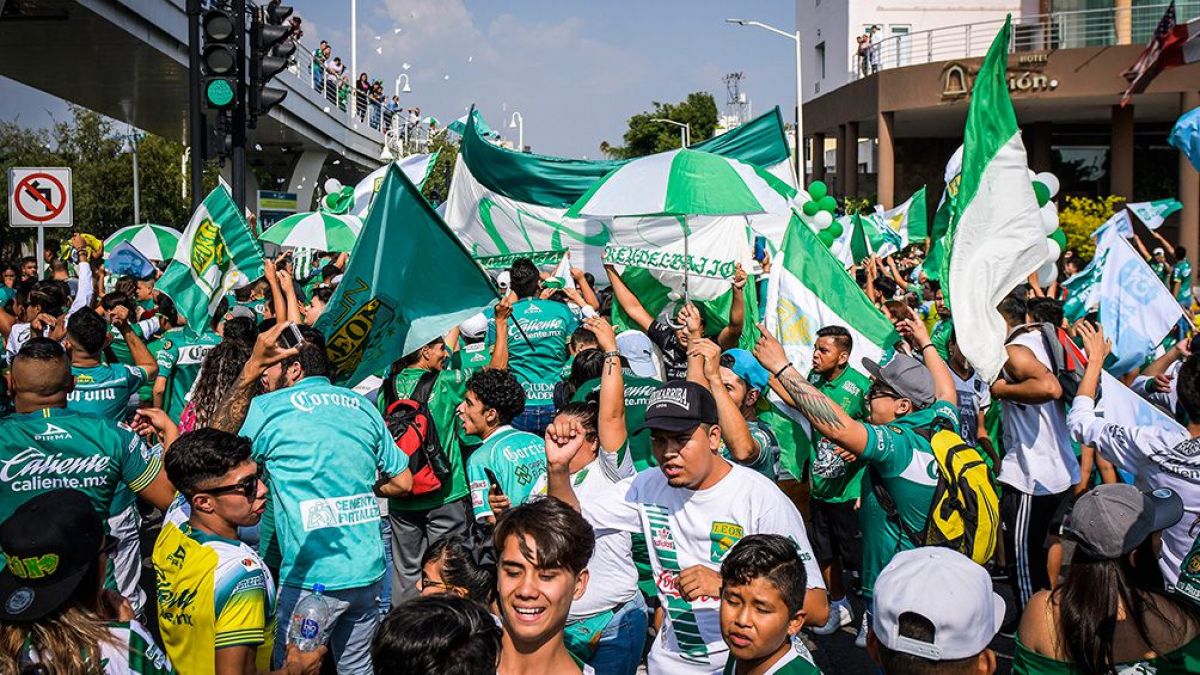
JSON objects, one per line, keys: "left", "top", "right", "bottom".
{"left": 420, "top": 132, "right": 459, "bottom": 207}
{"left": 605, "top": 92, "right": 719, "bottom": 159}
{"left": 1058, "top": 194, "right": 1123, "bottom": 262}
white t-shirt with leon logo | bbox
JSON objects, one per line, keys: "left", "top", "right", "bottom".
{"left": 581, "top": 463, "right": 824, "bottom": 674}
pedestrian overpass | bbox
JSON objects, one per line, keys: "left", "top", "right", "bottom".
{"left": 0, "top": 0, "right": 390, "bottom": 211}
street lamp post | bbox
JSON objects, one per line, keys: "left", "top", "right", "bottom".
{"left": 394, "top": 73, "right": 411, "bottom": 97}
{"left": 726, "top": 18, "right": 805, "bottom": 185}
{"left": 128, "top": 128, "right": 143, "bottom": 224}
{"left": 650, "top": 117, "right": 690, "bottom": 147}
{"left": 509, "top": 112, "right": 524, "bottom": 152}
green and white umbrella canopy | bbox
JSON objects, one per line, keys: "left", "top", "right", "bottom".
{"left": 565, "top": 148, "right": 797, "bottom": 219}
{"left": 258, "top": 211, "right": 363, "bottom": 252}
{"left": 104, "top": 224, "right": 182, "bottom": 260}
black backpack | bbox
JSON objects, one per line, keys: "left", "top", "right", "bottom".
{"left": 383, "top": 370, "right": 453, "bottom": 496}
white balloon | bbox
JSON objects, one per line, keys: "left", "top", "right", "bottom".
{"left": 1045, "top": 237, "right": 1062, "bottom": 264}
{"left": 323, "top": 178, "right": 343, "bottom": 195}
{"left": 813, "top": 210, "right": 833, "bottom": 229}
{"left": 1035, "top": 258, "right": 1058, "bottom": 287}
{"left": 1040, "top": 201, "right": 1059, "bottom": 235}
{"left": 1035, "top": 172, "right": 1060, "bottom": 198}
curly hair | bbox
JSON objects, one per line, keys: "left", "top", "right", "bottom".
{"left": 189, "top": 341, "right": 259, "bottom": 428}
{"left": 466, "top": 368, "right": 525, "bottom": 425}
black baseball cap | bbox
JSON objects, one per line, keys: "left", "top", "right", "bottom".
{"left": 0, "top": 489, "right": 107, "bottom": 622}
{"left": 634, "top": 380, "right": 719, "bottom": 434}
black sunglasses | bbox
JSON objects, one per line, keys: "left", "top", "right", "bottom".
{"left": 867, "top": 382, "right": 901, "bottom": 401}
{"left": 204, "top": 473, "right": 261, "bottom": 500}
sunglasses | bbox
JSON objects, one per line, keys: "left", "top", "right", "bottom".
{"left": 203, "top": 473, "right": 262, "bottom": 500}
{"left": 867, "top": 383, "right": 901, "bottom": 401}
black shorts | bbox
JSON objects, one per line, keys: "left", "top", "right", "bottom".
{"left": 809, "top": 498, "right": 861, "bottom": 567}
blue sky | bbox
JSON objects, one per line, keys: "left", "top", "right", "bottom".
{"left": 0, "top": 0, "right": 795, "bottom": 158}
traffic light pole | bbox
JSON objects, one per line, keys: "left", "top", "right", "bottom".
{"left": 231, "top": 0, "right": 247, "bottom": 214}
{"left": 187, "top": 0, "right": 204, "bottom": 209}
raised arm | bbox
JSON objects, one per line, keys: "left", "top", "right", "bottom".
{"left": 571, "top": 266, "right": 600, "bottom": 311}
{"left": 584, "top": 317, "right": 628, "bottom": 453}
{"left": 544, "top": 418, "right": 589, "bottom": 511}
{"left": 277, "top": 269, "right": 302, "bottom": 325}
{"left": 1131, "top": 231, "right": 1153, "bottom": 261}
{"left": 897, "top": 317, "right": 956, "bottom": 404}
{"left": 991, "top": 343, "right": 1063, "bottom": 404}
{"left": 693, "top": 338, "right": 759, "bottom": 465}
{"left": 604, "top": 264, "right": 655, "bottom": 331}
{"left": 487, "top": 298, "right": 511, "bottom": 370}
{"left": 752, "top": 325, "right": 869, "bottom": 455}
{"left": 716, "top": 264, "right": 747, "bottom": 350}
{"left": 211, "top": 323, "right": 300, "bottom": 432}
{"left": 112, "top": 309, "right": 159, "bottom": 381}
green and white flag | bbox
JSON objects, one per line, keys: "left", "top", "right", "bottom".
{"left": 766, "top": 214, "right": 900, "bottom": 381}
{"left": 941, "top": 16, "right": 1049, "bottom": 383}
{"left": 352, "top": 152, "right": 439, "bottom": 219}
{"left": 157, "top": 186, "right": 265, "bottom": 334}
{"left": 877, "top": 186, "right": 928, "bottom": 246}
{"left": 315, "top": 163, "right": 497, "bottom": 386}
{"left": 924, "top": 147, "right": 963, "bottom": 280}
{"left": 1126, "top": 198, "right": 1183, "bottom": 230}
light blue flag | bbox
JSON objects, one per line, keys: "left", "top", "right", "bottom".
{"left": 1170, "top": 106, "right": 1200, "bottom": 172}
{"left": 105, "top": 241, "right": 156, "bottom": 278}
{"left": 1097, "top": 225, "right": 1187, "bottom": 374}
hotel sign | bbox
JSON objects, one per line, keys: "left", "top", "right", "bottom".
{"left": 941, "top": 53, "right": 1059, "bottom": 99}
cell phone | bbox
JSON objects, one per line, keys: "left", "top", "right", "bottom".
{"left": 483, "top": 468, "right": 504, "bottom": 496}
{"left": 279, "top": 323, "right": 305, "bottom": 349}
{"left": 753, "top": 236, "right": 767, "bottom": 262}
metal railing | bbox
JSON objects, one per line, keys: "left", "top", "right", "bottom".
{"left": 285, "top": 36, "right": 424, "bottom": 141}
{"left": 852, "top": 2, "right": 1197, "bottom": 80}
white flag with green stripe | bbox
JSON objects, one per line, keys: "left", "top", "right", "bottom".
{"left": 1126, "top": 198, "right": 1183, "bottom": 230}
{"left": 158, "top": 186, "right": 265, "bottom": 333}
{"left": 942, "top": 16, "right": 1049, "bottom": 383}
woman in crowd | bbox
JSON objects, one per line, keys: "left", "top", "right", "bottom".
{"left": 178, "top": 339, "right": 256, "bottom": 433}
{"left": 419, "top": 535, "right": 497, "bottom": 610}
{"left": 1015, "top": 484, "right": 1200, "bottom": 673}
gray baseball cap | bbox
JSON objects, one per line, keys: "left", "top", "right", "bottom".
{"left": 1063, "top": 484, "right": 1183, "bottom": 559}
{"left": 862, "top": 352, "right": 936, "bottom": 409}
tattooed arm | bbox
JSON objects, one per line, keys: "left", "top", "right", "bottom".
{"left": 211, "top": 323, "right": 300, "bottom": 432}
{"left": 752, "top": 324, "right": 870, "bottom": 455}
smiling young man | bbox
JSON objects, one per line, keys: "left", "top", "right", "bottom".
{"left": 720, "top": 534, "right": 821, "bottom": 675}
{"left": 459, "top": 368, "right": 548, "bottom": 524}
{"left": 494, "top": 496, "right": 595, "bottom": 675}
{"left": 153, "top": 428, "right": 324, "bottom": 675}
{"left": 545, "top": 380, "right": 827, "bottom": 674}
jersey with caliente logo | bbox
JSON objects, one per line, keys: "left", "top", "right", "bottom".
{"left": 465, "top": 426, "right": 546, "bottom": 522}
{"left": 68, "top": 363, "right": 148, "bottom": 421}
{"left": 581, "top": 463, "right": 824, "bottom": 674}
{"left": 484, "top": 298, "right": 580, "bottom": 405}
{"left": 239, "top": 376, "right": 408, "bottom": 591}
{"left": 156, "top": 329, "right": 221, "bottom": 422}
{"left": 0, "top": 408, "right": 159, "bottom": 527}
{"left": 153, "top": 519, "right": 276, "bottom": 674}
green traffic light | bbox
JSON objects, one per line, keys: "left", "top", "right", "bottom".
{"left": 206, "top": 79, "right": 235, "bottom": 107}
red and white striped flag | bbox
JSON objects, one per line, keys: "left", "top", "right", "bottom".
{"left": 1121, "top": 2, "right": 1200, "bottom": 106}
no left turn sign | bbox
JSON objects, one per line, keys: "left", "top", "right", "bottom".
{"left": 8, "top": 167, "right": 72, "bottom": 227}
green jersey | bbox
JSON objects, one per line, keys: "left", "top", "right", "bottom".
{"left": 378, "top": 367, "right": 472, "bottom": 513}
{"left": 241, "top": 376, "right": 408, "bottom": 591}
{"left": 1013, "top": 635, "right": 1200, "bottom": 674}
{"left": 931, "top": 319, "right": 953, "bottom": 362}
{"left": 156, "top": 329, "right": 221, "bottom": 422}
{"left": 1174, "top": 260, "right": 1193, "bottom": 306}
{"left": 485, "top": 298, "right": 579, "bottom": 406}
{"left": 465, "top": 426, "right": 546, "bottom": 522}
{"left": 68, "top": 363, "right": 147, "bottom": 421}
{"left": 722, "top": 648, "right": 822, "bottom": 674}
{"left": 16, "top": 620, "right": 176, "bottom": 674}
{"left": 1152, "top": 260, "right": 1171, "bottom": 286}
{"left": 809, "top": 368, "right": 870, "bottom": 503}
{"left": 571, "top": 372, "right": 662, "bottom": 470}
{"left": 720, "top": 419, "right": 781, "bottom": 480}
{"left": 454, "top": 341, "right": 491, "bottom": 370}
{"left": 0, "top": 408, "right": 160, "bottom": 527}
{"left": 858, "top": 401, "right": 959, "bottom": 597}
{"left": 105, "top": 322, "right": 148, "bottom": 371}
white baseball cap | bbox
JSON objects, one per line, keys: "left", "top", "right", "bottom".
{"left": 616, "top": 330, "right": 662, "bottom": 380}
{"left": 872, "top": 547, "right": 1004, "bottom": 661}
{"left": 458, "top": 312, "right": 490, "bottom": 340}
{"left": 496, "top": 270, "right": 511, "bottom": 290}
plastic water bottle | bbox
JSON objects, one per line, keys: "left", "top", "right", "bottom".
{"left": 288, "top": 584, "right": 330, "bottom": 651}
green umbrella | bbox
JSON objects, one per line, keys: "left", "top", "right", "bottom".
{"left": 258, "top": 212, "right": 363, "bottom": 252}
{"left": 104, "top": 224, "right": 182, "bottom": 260}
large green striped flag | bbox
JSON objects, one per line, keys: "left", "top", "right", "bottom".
{"left": 765, "top": 214, "right": 900, "bottom": 472}
{"left": 941, "top": 16, "right": 1049, "bottom": 383}
{"left": 315, "top": 163, "right": 497, "bottom": 386}
{"left": 157, "top": 186, "right": 265, "bottom": 333}
{"left": 923, "top": 147, "right": 963, "bottom": 280}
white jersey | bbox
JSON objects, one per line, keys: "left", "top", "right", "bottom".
{"left": 952, "top": 369, "right": 991, "bottom": 446}
{"left": 998, "top": 331, "right": 1079, "bottom": 495}
{"left": 581, "top": 463, "right": 824, "bottom": 674}
{"left": 570, "top": 445, "right": 638, "bottom": 621}
{"left": 1068, "top": 396, "right": 1199, "bottom": 585}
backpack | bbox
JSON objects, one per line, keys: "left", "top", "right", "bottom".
{"left": 1005, "top": 322, "right": 1088, "bottom": 402}
{"left": 383, "top": 370, "right": 453, "bottom": 497}
{"left": 870, "top": 421, "right": 1000, "bottom": 566}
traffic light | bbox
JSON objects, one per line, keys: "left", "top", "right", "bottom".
{"left": 249, "top": 3, "right": 294, "bottom": 124}
{"left": 201, "top": 5, "right": 240, "bottom": 110}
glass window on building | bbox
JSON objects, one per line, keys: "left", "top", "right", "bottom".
{"left": 891, "top": 24, "right": 911, "bottom": 67}
{"left": 816, "top": 42, "right": 826, "bottom": 79}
